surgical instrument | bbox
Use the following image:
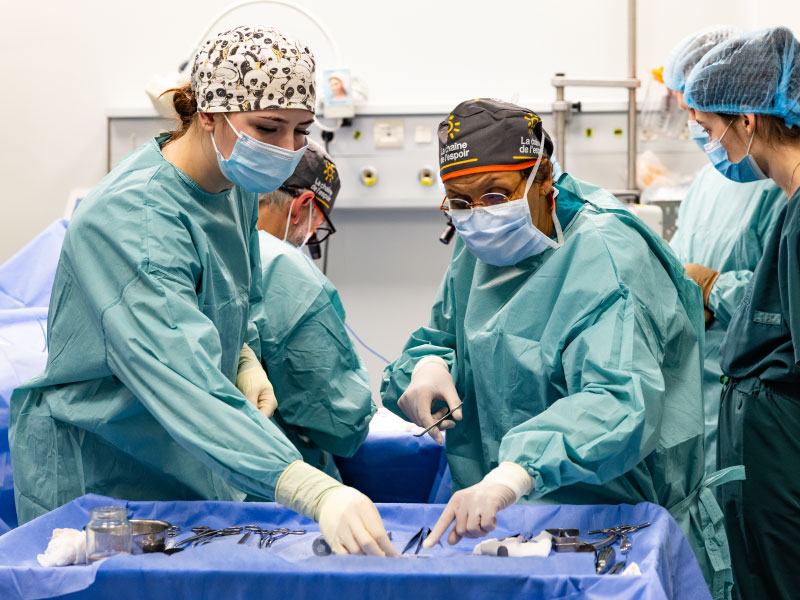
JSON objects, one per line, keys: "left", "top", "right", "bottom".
{"left": 545, "top": 528, "right": 595, "bottom": 552}
{"left": 312, "top": 535, "right": 332, "bottom": 556}
{"left": 263, "top": 527, "right": 306, "bottom": 549}
{"left": 414, "top": 403, "right": 464, "bottom": 438}
{"left": 587, "top": 522, "right": 651, "bottom": 536}
{"left": 609, "top": 560, "right": 627, "bottom": 574}
{"left": 596, "top": 546, "right": 616, "bottom": 574}
{"left": 619, "top": 532, "right": 632, "bottom": 554}
{"left": 238, "top": 525, "right": 262, "bottom": 545}
{"left": 195, "top": 526, "right": 242, "bottom": 546}
{"left": 401, "top": 527, "right": 430, "bottom": 555}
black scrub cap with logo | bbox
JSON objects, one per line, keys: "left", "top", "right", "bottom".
{"left": 438, "top": 98, "right": 554, "bottom": 182}
{"left": 281, "top": 140, "right": 340, "bottom": 216}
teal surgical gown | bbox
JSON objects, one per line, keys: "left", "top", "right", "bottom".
{"left": 254, "top": 231, "right": 375, "bottom": 480}
{"left": 669, "top": 164, "right": 785, "bottom": 474}
{"left": 9, "top": 134, "right": 302, "bottom": 524}
{"left": 382, "top": 173, "right": 734, "bottom": 600}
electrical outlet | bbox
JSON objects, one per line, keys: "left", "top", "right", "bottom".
{"left": 374, "top": 119, "right": 405, "bottom": 149}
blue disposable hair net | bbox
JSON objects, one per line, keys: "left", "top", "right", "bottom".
{"left": 663, "top": 25, "right": 742, "bottom": 92}
{"left": 684, "top": 26, "right": 800, "bottom": 128}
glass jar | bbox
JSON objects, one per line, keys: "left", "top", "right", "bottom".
{"left": 86, "top": 506, "right": 133, "bottom": 563}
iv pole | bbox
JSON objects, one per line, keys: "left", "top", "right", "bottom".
{"left": 551, "top": 0, "right": 639, "bottom": 199}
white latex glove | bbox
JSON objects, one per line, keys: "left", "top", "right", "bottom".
{"left": 423, "top": 462, "right": 533, "bottom": 548}
{"left": 236, "top": 343, "right": 278, "bottom": 418}
{"left": 275, "top": 461, "right": 398, "bottom": 557}
{"left": 37, "top": 528, "right": 87, "bottom": 566}
{"left": 397, "top": 356, "right": 462, "bottom": 445}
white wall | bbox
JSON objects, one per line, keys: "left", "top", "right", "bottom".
{"left": 2, "top": 0, "right": 798, "bottom": 262}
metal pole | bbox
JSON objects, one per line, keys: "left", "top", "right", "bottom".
{"left": 555, "top": 81, "right": 566, "bottom": 170}
{"left": 627, "top": 0, "right": 637, "bottom": 191}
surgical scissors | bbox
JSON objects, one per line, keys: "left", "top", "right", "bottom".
{"left": 414, "top": 403, "right": 464, "bottom": 438}
{"left": 195, "top": 526, "right": 242, "bottom": 546}
{"left": 263, "top": 527, "right": 306, "bottom": 548}
{"left": 167, "top": 526, "right": 242, "bottom": 550}
{"left": 238, "top": 525, "right": 262, "bottom": 545}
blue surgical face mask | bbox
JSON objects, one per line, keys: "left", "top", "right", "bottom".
{"left": 688, "top": 120, "right": 709, "bottom": 151}
{"left": 703, "top": 119, "right": 768, "bottom": 183}
{"left": 447, "top": 133, "right": 564, "bottom": 267}
{"left": 211, "top": 114, "right": 307, "bottom": 193}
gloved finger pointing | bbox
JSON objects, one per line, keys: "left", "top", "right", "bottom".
{"left": 422, "top": 504, "right": 455, "bottom": 549}
{"left": 361, "top": 510, "right": 400, "bottom": 558}
{"left": 375, "top": 531, "right": 399, "bottom": 558}
{"left": 353, "top": 527, "right": 385, "bottom": 557}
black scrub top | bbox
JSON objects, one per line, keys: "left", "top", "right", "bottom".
{"left": 720, "top": 187, "right": 800, "bottom": 384}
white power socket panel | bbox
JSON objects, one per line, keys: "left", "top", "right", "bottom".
{"left": 374, "top": 118, "right": 405, "bottom": 149}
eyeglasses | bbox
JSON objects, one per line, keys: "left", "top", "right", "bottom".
{"left": 439, "top": 172, "right": 528, "bottom": 211}
{"left": 440, "top": 192, "right": 514, "bottom": 211}
{"left": 310, "top": 222, "right": 335, "bottom": 244}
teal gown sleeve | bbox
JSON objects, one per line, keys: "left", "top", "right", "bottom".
{"left": 498, "top": 286, "right": 668, "bottom": 498}
{"left": 261, "top": 284, "right": 376, "bottom": 458}
{"left": 241, "top": 188, "right": 265, "bottom": 360}
{"left": 74, "top": 208, "right": 303, "bottom": 499}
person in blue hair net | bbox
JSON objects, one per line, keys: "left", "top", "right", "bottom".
{"left": 663, "top": 26, "right": 786, "bottom": 478}
{"left": 381, "top": 98, "right": 735, "bottom": 600}
{"left": 685, "top": 25, "right": 800, "bottom": 600}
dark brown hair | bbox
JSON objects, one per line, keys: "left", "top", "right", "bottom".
{"left": 161, "top": 83, "right": 198, "bottom": 142}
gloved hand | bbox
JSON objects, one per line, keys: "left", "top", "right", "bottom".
{"left": 398, "top": 356, "right": 462, "bottom": 445}
{"left": 423, "top": 462, "right": 533, "bottom": 549}
{"left": 684, "top": 263, "right": 720, "bottom": 307}
{"left": 236, "top": 343, "right": 278, "bottom": 418}
{"left": 684, "top": 264, "right": 720, "bottom": 324}
{"left": 276, "top": 461, "right": 398, "bottom": 557}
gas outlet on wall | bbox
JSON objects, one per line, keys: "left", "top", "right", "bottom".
{"left": 374, "top": 119, "right": 405, "bottom": 149}
{"left": 360, "top": 166, "right": 378, "bottom": 187}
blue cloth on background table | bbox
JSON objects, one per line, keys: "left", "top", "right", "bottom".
{"left": 0, "top": 494, "right": 710, "bottom": 600}
{"left": 334, "top": 431, "right": 445, "bottom": 503}
{"left": 0, "top": 220, "right": 68, "bottom": 533}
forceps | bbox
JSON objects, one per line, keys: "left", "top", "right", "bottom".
{"left": 264, "top": 527, "right": 306, "bottom": 548}
{"left": 414, "top": 403, "right": 464, "bottom": 438}
{"left": 238, "top": 525, "right": 262, "bottom": 545}
{"left": 401, "top": 527, "right": 431, "bottom": 554}
{"left": 195, "top": 526, "right": 242, "bottom": 546}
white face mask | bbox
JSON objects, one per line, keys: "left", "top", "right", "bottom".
{"left": 283, "top": 196, "right": 315, "bottom": 248}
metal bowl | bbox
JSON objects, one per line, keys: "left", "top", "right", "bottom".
{"left": 129, "top": 519, "right": 172, "bottom": 554}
